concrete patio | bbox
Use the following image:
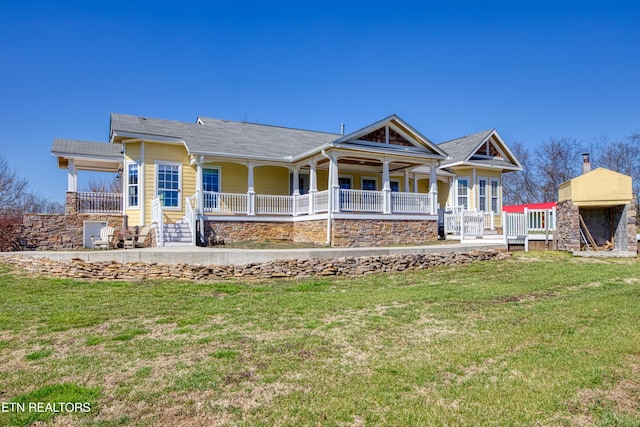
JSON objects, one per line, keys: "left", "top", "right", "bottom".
{"left": 4, "top": 242, "right": 505, "bottom": 266}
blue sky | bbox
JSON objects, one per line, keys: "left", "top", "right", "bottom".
{"left": 1, "top": 1, "right": 638, "bottom": 203}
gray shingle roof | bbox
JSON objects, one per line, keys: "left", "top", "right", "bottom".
{"left": 110, "top": 113, "right": 341, "bottom": 160}
{"left": 51, "top": 139, "right": 123, "bottom": 160}
{"left": 437, "top": 130, "right": 493, "bottom": 165}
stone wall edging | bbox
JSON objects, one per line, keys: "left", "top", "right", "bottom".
{"left": 0, "top": 249, "right": 509, "bottom": 282}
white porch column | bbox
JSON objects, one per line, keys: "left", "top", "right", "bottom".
{"left": 472, "top": 167, "right": 477, "bottom": 211}
{"left": 429, "top": 161, "right": 438, "bottom": 214}
{"left": 404, "top": 169, "right": 410, "bottom": 193}
{"left": 308, "top": 161, "right": 317, "bottom": 214}
{"left": 292, "top": 167, "right": 300, "bottom": 196}
{"left": 67, "top": 159, "right": 78, "bottom": 192}
{"left": 329, "top": 154, "right": 340, "bottom": 213}
{"left": 413, "top": 173, "right": 418, "bottom": 193}
{"left": 292, "top": 167, "right": 299, "bottom": 216}
{"left": 247, "top": 162, "right": 256, "bottom": 216}
{"left": 195, "top": 156, "right": 204, "bottom": 243}
{"left": 382, "top": 159, "right": 391, "bottom": 214}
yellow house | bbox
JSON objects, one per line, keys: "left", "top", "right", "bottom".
{"left": 51, "top": 113, "right": 522, "bottom": 247}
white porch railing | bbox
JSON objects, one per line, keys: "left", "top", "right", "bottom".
{"left": 391, "top": 192, "right": 433, "bottom": 214}
{"left": 198, "top": 189, "right": 437, "bottom": 217}
{"left": 76, "top": 192, "right": 122, "bottom": 213}
{"left": 483, "top": 211, "right": 496, "bottom": 230}
{"left": 295, "top": 194, "right": 310, "bottom": 215}
{"left": 461, "top": 212, "right": 484, "bottom": 239}
{"left": 445, "top": 208, "right": 497, "bottom": 234}
{"left": 256, "top": 195, "right": 293, "bottom": 215}
{"left": 527, "top": 207, "right": 556, "bottom": 232}
{"left": 504, "top": 212, "right": 527, "bottom": 238}
{"left": 314, "top": 190, "right": 329, "bottom": 213}
{"left": 151, "top": 197, "right": 164, "bottom": 247}
{"left": 203, "top": 191, "right": 249, "bottom": 214}
{"left": 339, "top": 189, "right": 384, "bottom": 212}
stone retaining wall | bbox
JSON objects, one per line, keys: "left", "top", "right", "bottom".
{"left": 21, "top": 213, "right": 126, "bottom": 251}
{"left": 0, "top": 249, "right": 508, "bottom": 282}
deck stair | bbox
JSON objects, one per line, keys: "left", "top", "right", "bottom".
{"left": 162, "top": 220, "right": 193, "bottom": 246}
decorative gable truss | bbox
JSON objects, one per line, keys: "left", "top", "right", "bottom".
{"left": 333, "top": 115, "right": 448, "bottom": 158}
{"left": 466, "top": 130, "right": 521, "bottom": 170}
{"left": 472, "top": 137, "right": 503, "bottom": 158}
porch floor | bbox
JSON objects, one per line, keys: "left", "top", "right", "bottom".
{"left": 5, "top": 242, "right": 505, "bottom": 266}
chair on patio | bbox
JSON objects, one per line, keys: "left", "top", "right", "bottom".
{"left": 124, "top": 226, "right": 151, "bottom": 249}
{"left": 91, "top": 226, "right": 114, "bottom": 250}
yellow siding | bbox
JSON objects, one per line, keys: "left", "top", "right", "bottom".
{"left": 437, "top": 180, "right": 449, "bottom": 208}
{"left": 256, "top": 166, "right": 290, "bottom": 195}
{"left": 142, "top": 142, "right": 194, "bottom": 225}
{"left": 560, "top": 168, "right": 632, "bottom": 206}
{"left": 316, "top": 170, "right": 329, "bottom": 191}
{"left": 206, "top": 162, "right": 247, "bottom": 194}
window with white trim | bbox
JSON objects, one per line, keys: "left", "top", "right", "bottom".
{"left": 203, "top": 167, "right": 220, "bottom": 210}
{"left": 478, "top": 178, "right": 487, "bottom": 212}
{"left": 127, "top": 163, "right": 139, "bottom": 208}
{"left": 457, "top": 178, "right": 469, "bottom": 209}
{"left": 390, "top": 180, "right": 400, "bottom": 192}
{"left": 490, "top": 179, "right": 500, "bottom": 213}
{"left": 156, "top": 163, "right": 181, "bottom": 208}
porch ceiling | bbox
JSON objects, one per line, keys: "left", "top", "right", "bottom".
{"left": 57, "top": 156, "right": 121, "bottom": 172}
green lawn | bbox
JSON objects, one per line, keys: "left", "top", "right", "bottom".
{"left": 0, "top": 252, "right": 639, "bottom": 426}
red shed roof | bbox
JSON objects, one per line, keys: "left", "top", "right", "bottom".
{"left": 503, "top": 202, "right": 557, "bottom": 213}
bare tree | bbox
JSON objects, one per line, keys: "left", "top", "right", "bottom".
{"left": 83, "top": 176, "right": 122, "bottom": 193}
{"left": 534, "top": 137, "right": 584, "bottom": 202}
{"left": 0, "top": 154, "right": 29, "bottom": 215}
{"left": 502, "top": 141, "right": 541, "bottom": 205}
{"left": 590, "top": 134, "right": 640, "bottom": 210}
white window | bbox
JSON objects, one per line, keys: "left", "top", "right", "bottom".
{"left": 361, "top": 177, "right": 378, "bottom": 191}
{"left": 457, "top": 178, "right": 469, "bottom": 209}
{"left": 126, "top": 162, "right": 139, "bottom": 208}
{"left": 478, "top": 178, "right": 487, "bottom": 212}
{"left": 156, "top": 162, "right": 182, "bottom": 209}
{"left": 490, "top": 179, "right": 500, "bottom": 213}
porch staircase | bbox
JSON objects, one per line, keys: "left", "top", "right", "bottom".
{"left": 162, "top": 219, "right": 193, "bottom": 246}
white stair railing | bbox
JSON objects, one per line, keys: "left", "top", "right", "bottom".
{"left": 185, "top": 193, "right": 197, "bottom": 246}
{"left": 151, "top": 197, "right": 164, "bottom": 247}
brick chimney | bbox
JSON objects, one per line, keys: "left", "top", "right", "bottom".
{"left": 582, "top": 153, "right": 591, "bottom": 174}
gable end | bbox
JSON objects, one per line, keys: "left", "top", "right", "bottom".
{"left": 359, "top": 127, "right": 414, "bottom": 147}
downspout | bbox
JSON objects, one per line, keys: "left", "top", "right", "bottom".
{"left": 321, "top": 149, "right": 333, "bottom": 246}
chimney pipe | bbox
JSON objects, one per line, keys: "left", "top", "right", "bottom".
{"left": 340, "top": 123, "right": 345, "bottom": 136}
{"left": 582, "top": 152, "right": 591, "bottom": 174}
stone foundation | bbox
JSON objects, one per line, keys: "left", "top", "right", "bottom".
{"left": 0, "top": 249, "right": 509, "bottom": 281}
{"left": 331, "top": 219, "right": 437, "bottom": 247}
{"left": 204, "top": 218, "right": 437, "bottom": 247}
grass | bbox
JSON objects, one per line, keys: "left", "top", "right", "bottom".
{"left": 0, "top": 252, "right": 639, "bottom": 425}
